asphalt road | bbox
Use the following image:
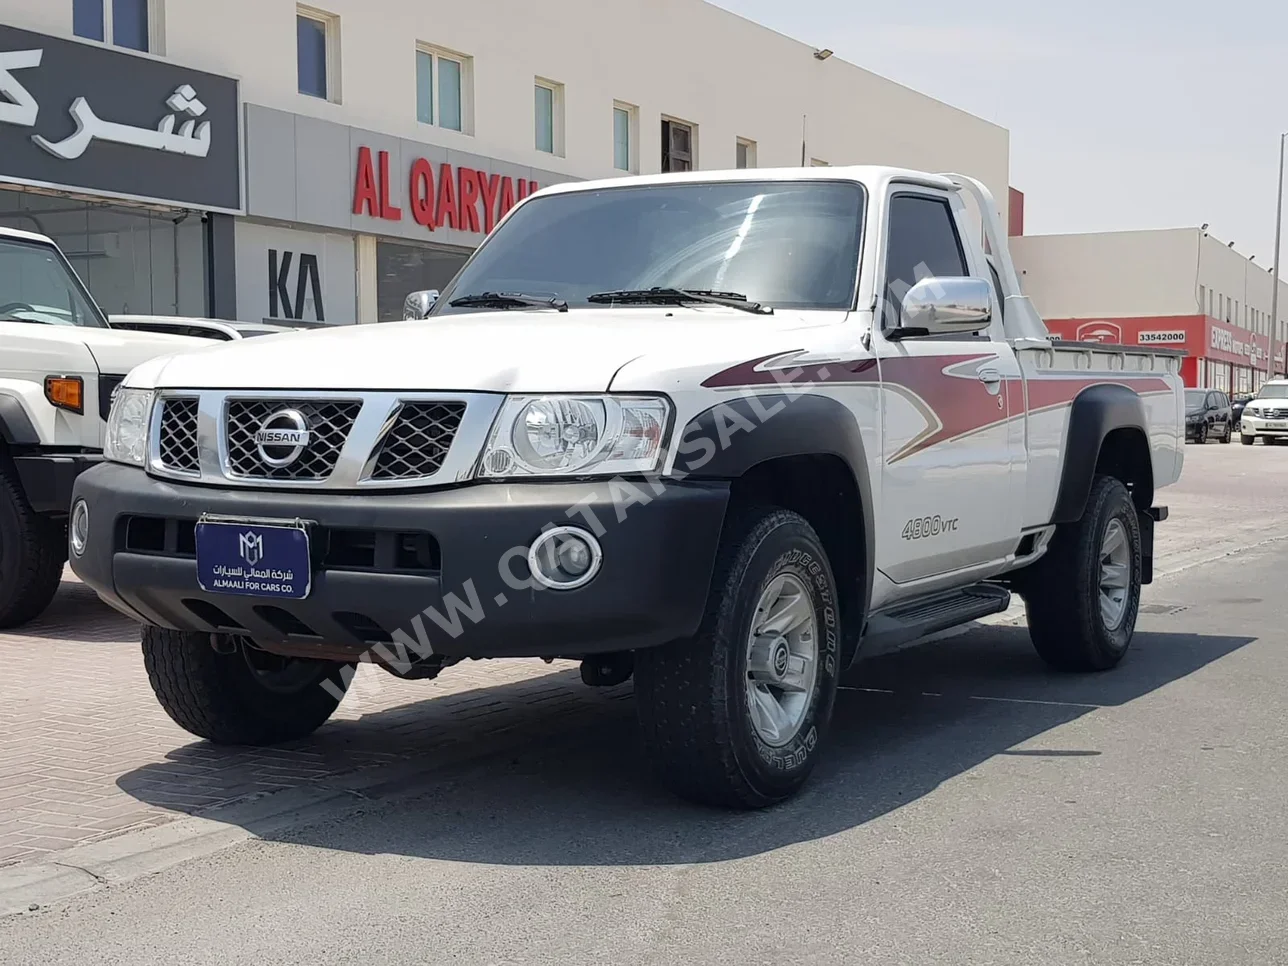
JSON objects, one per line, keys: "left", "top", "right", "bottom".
{"left": 3, "top": 442, "right": 1287, "bottom": 965}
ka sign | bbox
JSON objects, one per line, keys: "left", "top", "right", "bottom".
{"left": 0, "top": 24, "right": 241, "bottom": 212}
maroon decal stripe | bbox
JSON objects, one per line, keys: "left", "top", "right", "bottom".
{"left": 701, "top": 354, "right": 1174, "bottom": 462}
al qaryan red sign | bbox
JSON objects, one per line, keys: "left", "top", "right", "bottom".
{"left": 352, "top": 146, "right": 539, "bottom": 235}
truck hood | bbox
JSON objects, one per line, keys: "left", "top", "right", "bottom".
{"left": 140, "top": 310, "right": 832, "bottom": 392}
{"left": 9, "top": 323, "right": 209, "bottom": 375}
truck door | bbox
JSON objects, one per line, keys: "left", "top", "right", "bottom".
{"left": 873, "top": 189, "right": 1021, "bottom": 584}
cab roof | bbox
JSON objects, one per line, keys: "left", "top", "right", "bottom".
{"left": 0, "top": 224, "right": 56, "bottom": 245}
{"left": 536, "top": 165, "right": 960, "bottom": 198}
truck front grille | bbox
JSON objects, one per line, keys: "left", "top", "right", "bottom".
{"left": 225, "top": 399, "right": 362, "bottom": 481}
{"left": 157, "top": 398, "right": 200, "bottom": 473}
{"left": 145, "top": 391, "right": 498, "bottom": 490}
{"left": 369, "top": 401, "right": 467, "bottom": 480}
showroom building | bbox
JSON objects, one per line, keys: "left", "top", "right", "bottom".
{"left": 1011, "top": 227, "right": 1288, "bottom": 392}
{"left": 0, "top": 0, "right": 1011, "bottom": 325}
{"left": 0, "top": 19, "right": 240, "bottom": 318}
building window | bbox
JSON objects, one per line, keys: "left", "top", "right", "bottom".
{"left": 1199, "top": 285, "right": 1205, "bottom": 315}
{"left": 613, "top": 102, "right": 637, "bottom": 172}
{"left": 416, "top": 46, "right": 468, "bottom": 132}
{"left": 534, "top": 79, "right": 564, "bottom": 156}
{"left": 736, "top": 138, "right": 756, "bottom": 169}
{"left": 73, "top": 0, "right": 159, "bottom": 52}
{"left": 810, "top": 158, "right": 831, "bottom": 167}
{"left": 662, "top": 118, "right": 694, "bottom": 172}
{"left": 297, "top": 7, "right": 340, "bottom": 102}
{"left": 1208, "top": 290, "right": 1214, "bottom": 317}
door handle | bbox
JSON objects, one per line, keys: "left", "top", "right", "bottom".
{"left": 978, "top": 369, "right": 1002, "bottom": 385}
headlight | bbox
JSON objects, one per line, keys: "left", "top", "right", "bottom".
{"left": 479, "top": 395, "right": 670, "bottom": 477}
{"left": 104, "top": 388, "right": 154, "bottom": 466}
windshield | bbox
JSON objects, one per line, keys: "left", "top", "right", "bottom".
{"left": 0, "top": 237, "right": 106, "bottom": 327}
{"left": 434, "top": 180, "right": 866, "bottom": 314}
{"left": 1185, "top": 390, "right": 1207, "bottom": 408}
{"left": 1256, "top": 384, "right": 1288, "bottom": 399}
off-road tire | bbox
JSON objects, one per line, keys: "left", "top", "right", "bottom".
{"left": 634, "top": 508, "right": 841, "bottom": 809}
{"left": 141, "top": 626, "right": 354, "bottom": 745}
{"left": 1242, "top": 434, "right": 1255, "bottom": 446}
{"left": 1025, "top": 475, "right": 1141, "bottom": 672}
{"left": 0, "top": 456, "right": 65, "bottom": 629}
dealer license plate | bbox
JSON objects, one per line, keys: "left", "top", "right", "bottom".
{"left": 195, "top": 515, "right": 312, "bottom": 599}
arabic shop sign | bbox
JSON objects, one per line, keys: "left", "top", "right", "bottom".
{"left": 352, "top": 146, "right": 540, "bottom": 236}
{"left": 0, "top": 24, "right": 241, "bottom": 213}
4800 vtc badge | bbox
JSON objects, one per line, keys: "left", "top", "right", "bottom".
{"left": 901, "top": 515, "right": 961, "bottom": 541}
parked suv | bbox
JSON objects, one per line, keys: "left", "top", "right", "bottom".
{"left": 1240, "top": 379, "right": 1288, "bottom": 445}
{"left": 1185, "top": 389, "right": 1232, "bottom": 444}
{"left": 0, "top": 227, "right": 211, "bottom": 627}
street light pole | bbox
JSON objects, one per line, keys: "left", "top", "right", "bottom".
{"left": 1269, "top": 133, "right": 1285, "bottom": 381}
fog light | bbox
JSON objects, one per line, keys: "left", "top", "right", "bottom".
{"left": 527, "top": 526, "right": 602, "bottom": 590}
{"left": 70, "top": 499, "right": 89, "bottom": 557}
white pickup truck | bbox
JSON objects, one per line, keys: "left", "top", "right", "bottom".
{"left": 70, "top": 167, "right": 1184, "bottom": 808}
{"left": 0, "top": 226, "right": 225, "bottom": 627}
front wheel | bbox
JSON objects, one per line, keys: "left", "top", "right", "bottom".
{"left": 1196, "top": 423, "right": 1208, "bottom": 444}
{"left": 1242, "top": 434, "right": 1255, "bottom": 446}
{"left": 1025, "top": 476, "right": 1142, "bottom": 672}
{"left": 634, "top": 508, "right": 841, "bottom": 809}
{"left": 141, "top": 626, "right": 354, "bottom": 745}
{"left": 0, "top": 459, "right": 65, "bottom": 629}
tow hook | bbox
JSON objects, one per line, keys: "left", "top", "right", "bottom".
{"left": 580, "top": 652, "right": 634, "bottom": 687}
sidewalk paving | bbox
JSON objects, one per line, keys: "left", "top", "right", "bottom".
{"left": 0, "top": 574, "right": 629, "bottom": 867}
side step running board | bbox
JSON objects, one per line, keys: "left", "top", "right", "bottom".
{"left": 860, "top": 583, "right": 1011, "bottom": 658}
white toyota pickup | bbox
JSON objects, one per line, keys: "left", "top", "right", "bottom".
{"left": 70, "top": 167, "right": 1184, "bottom": 808}
{"left": 0, "top": 226, "right": 216, "bottom": 628}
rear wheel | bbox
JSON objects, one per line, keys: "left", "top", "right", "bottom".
{"left": 1025, "top": 476, "right": 1141, "bottom": 672}
{"left": 0, "top": 458, "right": 65, "bottom": 629}
{"left": 141, "top": 626, "right": 354, "bottom": 744}
{"left": 634, "top": 508, "right": 841, "bottom": 809}
{"left": 1219, "top": 423, "right": 1231, "bottom": 443}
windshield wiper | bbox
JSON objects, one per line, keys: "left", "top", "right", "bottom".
{"left": 448, "top": 291, "right": 568, "bottom": 312}
{"left": 586, "top": 288, "right": 773, "bottom": 315}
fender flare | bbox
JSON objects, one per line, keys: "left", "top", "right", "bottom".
{"left": 1050, "top": 383, "right": 1153, "bottom": 524}
{"left": 674, "top": 392, "right": 876, "bottom": 640}
{"left": 0, "top": 394, "right": 40, "bottom": 446}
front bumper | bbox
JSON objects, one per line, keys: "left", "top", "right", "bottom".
{"left": 15, "top": 452, "right": 103, "bottom": 514}
{"left": 1240, "top": 415, "right": 1288, "bottom": 438}
{"left": 70, "top": 463, "right": 729, "bottom": 659}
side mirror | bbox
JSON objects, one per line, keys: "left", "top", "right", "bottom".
{"left": 896, "top": 277, "right": 993, "bottom": 337}
{"left": 403, "top": 289, "right": 440, "bottom": 320}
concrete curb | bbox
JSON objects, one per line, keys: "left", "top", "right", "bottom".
{"left": 0, "top": 702, "right": 635, "bottom": 920}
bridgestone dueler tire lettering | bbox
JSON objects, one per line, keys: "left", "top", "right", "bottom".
{"left": 634, "top": 507, "right": 841, "bottom": 809}
{"left": 141, "top": 626, "right": 354, "bottom": 745}
{"left": 1025, "top": 475, "right": 1142, "bottom": 672}
{"left": 0, "top": 456, "right": 65, "bottom": 629}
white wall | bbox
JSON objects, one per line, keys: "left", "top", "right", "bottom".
{"left": 0, "top": 0, "right": 1010, "bottom": 216}
{"left": 1010, "top": 228, "right": 1202, "bottom": 319}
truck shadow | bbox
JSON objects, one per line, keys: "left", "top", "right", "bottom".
{"left": 115, "top": 622, "right": 1254, "bottom": 866}
{"left": 2, "top": 572, "right": 139, "bottom": 644}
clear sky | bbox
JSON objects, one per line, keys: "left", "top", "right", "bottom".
{"left": 711, "top": 0, "right": 1287, "bottom": 260}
